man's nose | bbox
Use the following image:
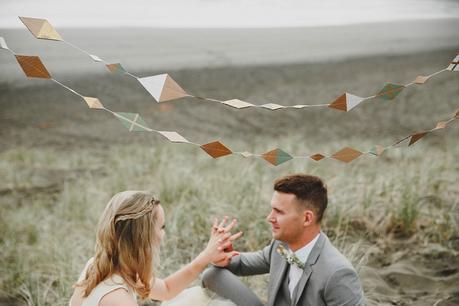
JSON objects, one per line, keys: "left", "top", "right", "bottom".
{"left": 266, "top": 211, "right": 274, "bottom": 222}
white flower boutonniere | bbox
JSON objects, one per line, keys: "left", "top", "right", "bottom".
{"left": 276, "top": 244, "right": 305, "bottom": 270}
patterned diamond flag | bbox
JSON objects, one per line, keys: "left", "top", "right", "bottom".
{"left": 328, "top": 92, "right": 365, "bottom": 112}
{"left": 138, "top": 74, "right": 188, "bottom": 102}
{"left": 19, "top": 16, "right": 62, "bottom": 41}
{"left": 15, "top": 55, "right": 51, "bottom": 79}
{"left": 377, "top": 83, "right": 405, "bottom": 100}
{"left": 369, "top": 145, "right": 385, "bottom": 156}
{"left": 114, "top": 112, "right": 150, "bottom": 132}
{"left": 157, "top": 131, "right": 189, "bottom": 143}
{"left": 106, "top": 63, "right": 126, "bottom": 74}
{"left": 331, "top": 147, "right": 363, "bottom": 163}
{"left": 83, "top": 97, "right": 104, "bottom": 109}
{"left": 310, "top": 154, "right": 325, "bottom": 161}
{"left": 446, "top": 54, "right": 459, "bottom": 71}
{"left": 261, "top": 103, "right": 283, "bottom": 110}
{"left": 408, "top": 132, "right": 428, "bottom": 146}
{"left": 392, "top": 137, "right": 411, "bottom": 148}
{"left": 262, "top": 148, "right": 293, "bottom": 166}
{"left": 0, "top": 37, "right": 8, "bottom": 50}
{"left": 221, "top": 99, "right": 254, "bottom": 109}
{"left": 200, "top": 141, "right": 232, "bottom": 158}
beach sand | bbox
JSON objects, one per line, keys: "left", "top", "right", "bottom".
{"left": 0, "top": 18, "right": 458, "bottom": 306}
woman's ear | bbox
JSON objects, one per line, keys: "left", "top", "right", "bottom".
{"left": 304, "top": 210, "right": 314, "bottom": 226}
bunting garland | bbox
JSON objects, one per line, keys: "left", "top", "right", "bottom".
{"left": 17, "top": 16, "right": 456, "bottom": 113}
{"left": 1, "top": 36, "right": 457, "bottom": 167}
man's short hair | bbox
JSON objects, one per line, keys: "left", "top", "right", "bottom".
{"left": 274, "top": 174, "right": 328, "bottom": 222}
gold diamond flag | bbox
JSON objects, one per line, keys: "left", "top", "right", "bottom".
{"left": 15, "top": 55, "right": 51, "bottom": 79}
{"left": 331, "top": 147, "right": 363, "bottom": 163}
{"left": 200, "top": 141, "right": 232, "bottom": 158}
{"left": 83, "top": 97, "right": 104, "bottom": 109}
{"left": 19, "top": 16, "right": 62, "bottom": 41}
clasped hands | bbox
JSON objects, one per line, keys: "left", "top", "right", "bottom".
{"left": 202, "top": 216, "right": 243, "bottom": 267}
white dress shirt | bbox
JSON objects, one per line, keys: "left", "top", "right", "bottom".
{"left": 288, "top": 233, "right": 320, "bottom": 298}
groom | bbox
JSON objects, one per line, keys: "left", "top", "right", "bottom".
{"left": 203, "top": 174, "right": 364, "bottom": 306}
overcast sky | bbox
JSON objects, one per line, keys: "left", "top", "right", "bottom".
{"left": 1, "top": 0, "right": 458, "bottom": 28}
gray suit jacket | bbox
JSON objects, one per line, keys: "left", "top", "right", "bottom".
{"left": 225, "top": 232, "right": 364, "bottom": 306}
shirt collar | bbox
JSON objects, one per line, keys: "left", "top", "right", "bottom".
{"left": 291, "top": 233, "right": 320, "bottom": 263}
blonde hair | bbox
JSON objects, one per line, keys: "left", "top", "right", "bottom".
{"left": 76, "top": 191, "right": 161, "bottom": 299}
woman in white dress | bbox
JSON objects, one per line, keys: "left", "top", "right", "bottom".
{"left": 69, "top": 190, "right": 240, "bottom": 306}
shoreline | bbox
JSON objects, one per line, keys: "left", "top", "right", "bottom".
{"left": 0, "top": 18, "right": 458, "bottom": 82}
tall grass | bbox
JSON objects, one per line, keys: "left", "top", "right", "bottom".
{"left": 1, "top": 49, "right": 458, "bottom": 305}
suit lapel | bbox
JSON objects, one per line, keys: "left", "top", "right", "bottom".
{"left": 292, "top": 232, "right": 326, "bottom": 305}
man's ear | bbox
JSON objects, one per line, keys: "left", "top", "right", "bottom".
{"left": 303, "top": 210, "right": 315, "bottom": 226}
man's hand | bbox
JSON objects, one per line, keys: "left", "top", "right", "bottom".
{"left": 210, "top": 216, "right": 243, "bottom": 267}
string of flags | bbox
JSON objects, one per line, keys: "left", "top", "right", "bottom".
{"left": 16, "top": 16, "right": 459, "bottom": 113}
{"left": 1, "top": 36, "right": 457, "bottom": 166}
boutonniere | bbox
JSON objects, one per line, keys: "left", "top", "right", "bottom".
{"left": 276, "top": 244, "right": 305, "bottom": 270}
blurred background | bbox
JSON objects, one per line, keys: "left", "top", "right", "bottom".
{"left": 1, "top": 1, "right": 458, "bottom": 305}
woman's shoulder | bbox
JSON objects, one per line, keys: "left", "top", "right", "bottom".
{"left": 99, "top": 287, "right": 137, "bottom": 306}
{"left": 73, "top": 258, "right": 136, "bottom": 306}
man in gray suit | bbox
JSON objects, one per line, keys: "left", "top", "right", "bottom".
{"left": 202, "top": 174, "right": 364, "bottom": 306}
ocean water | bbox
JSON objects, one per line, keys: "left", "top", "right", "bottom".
{"left": 1, "top": 0, "right": 459, "bottom": 28}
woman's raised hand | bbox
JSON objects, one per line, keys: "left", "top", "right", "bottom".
{"left": 201, "top": 216, "right": 243, "bottom": 265}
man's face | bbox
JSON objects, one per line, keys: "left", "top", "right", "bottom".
{"left": 266, "top": 191, "right": 306, "bottom": 243}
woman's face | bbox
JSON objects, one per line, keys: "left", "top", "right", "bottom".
{"left": 156, "top": 205, "right": 166, "bottom": 243}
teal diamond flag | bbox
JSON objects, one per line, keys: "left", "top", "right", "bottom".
{"left": 115, "top": 112, "right": 149, "bottom": 132}
{"left": 377, "top": 83, "right": 405, "bottom": 100}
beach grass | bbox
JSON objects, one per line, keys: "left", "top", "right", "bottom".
{"left": 0, "top": 48, "right": 458, "bottom": 306}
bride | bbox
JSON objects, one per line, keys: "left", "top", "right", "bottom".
{"left": 69, "top": 190, "right": 240, "bottom": 306}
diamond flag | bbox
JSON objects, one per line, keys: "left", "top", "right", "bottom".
{"left": 262, "top": 148, "right": 293, "bottom": 166}
{"left": 200, "top": 141, "right": 232, "bottom": 158}
{"left": 83, "top": 97, "right": 104, "bottom": 109}
{"left": 19, "top": 16, "right": 62, "bottom": 41}
{"left": 310, "top": 154, "right": 325, "bottom": 161}
{"left": 446, "top": 54, "right": 459, "bottom": 71}
{"left": 369, "top": 145, "right": 385, "bottom": 156}
{"left": 106, "top": 63, "right": 126, "bottom": 74}
{"left": 114, "top": 112, "right": 150, "bottom": 132}
{"left": 158, "top": 131, "right": 189, "bottom": 143}
{"left": 0, "top": 37, "right": 8, "bottom": 50}
{"left": 261, "top": 103, "right": 283, "bottom": 110}
{"left": 328, "top": 92, "right": 365, "bottom": 112}
{"left": 138, "top": 74, "right": 188, "bottom": 102}
{"left": 408, "top": 132, "right": 428, "bottom": 146}
{"left": 413, "top": 75, "right": 430, "bottom": 85}
{"left": 222, "top": 99, "right": 254, "bottom": 109}
{"left": 377, "top": 83, "right": 405, "bottom": 100}
{"left": 15, "top": 55, "right": 51, "bottom": 79}
{"left": 331, "top": 147, "right": 363, "bottom": 163}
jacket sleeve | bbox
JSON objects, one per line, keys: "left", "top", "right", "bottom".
{"left": 323, "top": 266, "right": 365, "bottom": 306}
{"left": 224, "top": 241, "right": 273, "bottom": 276}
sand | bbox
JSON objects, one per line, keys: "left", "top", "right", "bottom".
{"left": 1, "top": 18, "right": 459, "bottom": 306}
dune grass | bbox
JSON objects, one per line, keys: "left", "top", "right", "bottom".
{"left": 1, "top": 49, "right": 458, "bottom": 305}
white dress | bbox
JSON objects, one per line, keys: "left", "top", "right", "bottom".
{"left": 161, "top": 286, "right": 236, "bottom": 306}
{"left": 70, "top": 258, "right": 136, "bottom": 306}
{"left": 71, "top": 258, "right": 235, "bottom": 306}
